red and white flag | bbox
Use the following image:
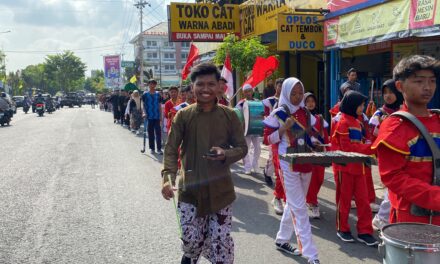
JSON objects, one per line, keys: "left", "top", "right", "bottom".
{"left": 181, "top": 43, "right": 199, "bottom": 81}
{"left": 221, "top": 54, "right": 234, "bottom": 99}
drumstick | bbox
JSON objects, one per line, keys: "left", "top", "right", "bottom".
{"left": 167, "top": 174, "right": 183, "bottom": 239}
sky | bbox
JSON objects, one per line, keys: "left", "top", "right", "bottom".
{"left": 0, "top": 0, "right": 176, "bottom": 76}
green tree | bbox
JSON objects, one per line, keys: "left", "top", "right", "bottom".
{"left": 84, "top": 70, "right": 106, "bottom": 94}
{"left": 44, "top": 51, "right": 87, "bottom": 93}
{"left": 7, "top": 71, "right": 21, "bottom": 95}
{"left": 214, "top": 34, "right": 269, "bottom": 74}
{"left": 21, "top": 64, "right": 47, "bottom": 92}
{"left": 0, "top": 51, "right": 6, "bottom": 86}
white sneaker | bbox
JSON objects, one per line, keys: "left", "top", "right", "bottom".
{"left": 272, "top": 198, "right": 284, "bottom": 215}
{"left": 309, "top": 205, "right": 320, "bottom": 219}
{"left": 244, "top": 170, "right": 252, "bottom": 175}
{"left": 372, "top": 215, "right": 388, "bottom": 231}
{"left": 370, "top": 203, "right": 380, "bottom": 213}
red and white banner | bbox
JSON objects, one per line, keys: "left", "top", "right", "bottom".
{"left": 221, "top": 54, "right": 234, "bottom": 99}
{"left": 181, "top": 43, "right": 199, "bottom": 81}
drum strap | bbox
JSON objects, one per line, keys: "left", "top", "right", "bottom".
{"left": 391, "top": 110, "right": 440, "bottom": 220}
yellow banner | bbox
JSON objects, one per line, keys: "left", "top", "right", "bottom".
{"left": 278, "top": 14, "right": 323, "bottom": 51}
{"left": 325, "top": 0, "right": 411, "bottom": 48}
{"left": 169, "top": 3, "right": 240, "bottom": 41}
{"left": 239, "top": 0, "right": 325, "bottom": 38}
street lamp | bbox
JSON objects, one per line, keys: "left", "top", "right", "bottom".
{"left": 0, "top": 30, "right": 11, "bottom": 34}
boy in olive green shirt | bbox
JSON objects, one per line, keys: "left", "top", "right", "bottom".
{"left": 161, "top": 63, "right": 247, "bottom": 264}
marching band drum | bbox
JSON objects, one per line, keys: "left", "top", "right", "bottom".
{"left": 379, "top": 223, "right": 440, "bottom": 264}
{"left": 242, "top": 100, "right": 265, "bottom": 136}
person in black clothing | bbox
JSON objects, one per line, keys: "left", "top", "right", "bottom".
{"left": 118, "top": 90, "right": 128, "bottom": 126}
{"left": 109, "top": 90, "right": 120, "bottom": 123}
{"left": 263, "top": 79, "right": 276, "bottom": 99}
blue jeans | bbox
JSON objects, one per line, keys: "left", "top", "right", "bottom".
{"left": 147, "top": 119, "right": 161, "bottom": 151}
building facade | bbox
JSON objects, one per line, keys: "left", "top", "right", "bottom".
{"left": 130, "top": 22, "right": 190, "bottom": 87}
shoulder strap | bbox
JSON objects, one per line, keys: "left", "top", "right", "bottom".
{"left": 391, "top": 111, "right": 440, "bottom": 185}
{"left": 281, "top": 104, "right": 290, "bottom": 115}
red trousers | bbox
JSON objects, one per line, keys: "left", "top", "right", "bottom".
{"left": 390, "top": 208, "right": 440, "bottom": 226}
{"left": 335, "top": 170, "right": 373, "bottom": 234}
{"left": 272, "top": 151, "right": 286, "bottom": 201}
{"left": 364, "top": 167, "right": 376, "bottom": 203}
{"left": 306, "top": 166, "right": 325, "bottom": 206}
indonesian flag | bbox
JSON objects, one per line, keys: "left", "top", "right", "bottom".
{"left": 181, "top": 43, "right": 199, "bottom": 80}
{"left": 221, "top": 54, "right": 234, "bottom": 99}
{"left": 243, "top": 56, "right": 279, "bottom": 88}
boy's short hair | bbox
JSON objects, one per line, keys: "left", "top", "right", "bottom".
{"left": 190, "top": 63, "right": 221, "bottom": 83}
{"left": 347, "top": 68, "right": 357, "bottom": 75}
{"left": 393, "top": 55, "right": 440, "bottom": 81}
{"left": 180, "top": 85, "right": 192, "bottom": 93}
{"left": 169, "top": 86, "right": 178, "bottom": 92}
{"left": 275, "top": 78, "right": 284, "bottom": 86}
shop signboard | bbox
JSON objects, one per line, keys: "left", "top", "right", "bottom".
{"left": 277, "top": 14, "right": 323, "bottom": 51}
{"left": 168, "top": 3, "right": 240, "bottom": 42}
{"left": 121, "top": 61, "right": 135, "bottom": 68}
{"left": 325, "top": 0, "right": 440, "bottom": 49}
{"left": 324, "top": 0, "right": 411, "bottom": 49}
{"left": 239, "top": 0, "right": 325, "bottom": 39}
{"left": 103, "top": 55, "right": 122, "bottom": 89}
{"left": 410, "top": 0, "right": 440, "bottom": 36}
{"left": 326, "top": 0, "right": 387, "bottom": 13}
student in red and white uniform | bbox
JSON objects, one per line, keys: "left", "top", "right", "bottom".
{"left": 264, "top": 77, "right": 320, "bottom": 264}
{"left": 303, "top": 93, "right": 329, "bottom": 219}
{"left": 372, "top": 55, "right": 440, "bottom": 225}
{"left": 332, "top": 90, "right": 378, "bottom": 246}
{"left": 172, "top": 85, "right": 195, "bottom": 117}
{"left": 236, "top": 84, "right": 261, "bottom": 175}
{"left": 368, "top": 79, "right": 403, "bottom": 230}
{"left": 163, "top": 86, "right": 180, "bottom": 134}
{"left": 262, "top": 78, "right": 285, "bottom": 214}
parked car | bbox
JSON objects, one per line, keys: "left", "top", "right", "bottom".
{"left": 12, "top": 96, "right": 25, "bottom": 107}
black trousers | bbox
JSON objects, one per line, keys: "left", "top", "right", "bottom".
{"left": 147, "top": 119, "right": 162, "bottom": 151}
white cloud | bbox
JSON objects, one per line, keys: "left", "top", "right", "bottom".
{"left": 0, "top": 0, "right": 171, "bottom": 75}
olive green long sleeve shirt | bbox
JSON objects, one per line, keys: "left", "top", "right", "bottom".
{"left": 162, "top": 103, "right": 248, "bottom": 217}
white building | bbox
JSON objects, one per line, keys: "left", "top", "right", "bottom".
{"left": 130, "top": 22, "right": 190, "bottom": 87}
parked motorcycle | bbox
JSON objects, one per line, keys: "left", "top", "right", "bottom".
{"left": 36, "top": 103, "right": 45, "bottom": 117}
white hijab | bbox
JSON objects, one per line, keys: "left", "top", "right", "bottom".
{"left": 278, "top": 77, "right": 305, "bottom": 113}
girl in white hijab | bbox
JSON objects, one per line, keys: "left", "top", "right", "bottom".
{"left": 263, "top": 77, "right": 320, "bottom": 264}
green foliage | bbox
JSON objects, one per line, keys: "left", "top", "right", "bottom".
{"left": 7, "top": 71, "right": 21, "bottom": 96}
{"left": 84, "top": 69, "right": 106, "bottom": 94}
{"left": 44, "top": 51, "right": 87, "bottom": 93}
{"left": 21, "top": 64, "right": 47, "bottom": 91}
{"left": 213, "top": 34, "right": 269, "bottom": 74}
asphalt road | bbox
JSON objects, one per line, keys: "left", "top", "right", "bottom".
{"left": 0, "top": 106, "right": 382, "bottom": 264}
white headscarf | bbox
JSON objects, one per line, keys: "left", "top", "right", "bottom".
{"left": 278, "top": 77, "right": 305, "bottom": 113}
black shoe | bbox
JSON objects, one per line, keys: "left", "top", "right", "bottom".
{"left": 181, "top": 255, "right": 191, "bottom": 264}
{"left": 264, "top": 169, "right": 273, "bottom": 186}
{"left": 337, "top": 231, "right": 355, "bottom": 242}
{"left": 357, "top": 234, "right": 379, "bottom": 246}
{"left": 156, "top": 150, "right": 163, "bottom": 155}
{"left": 275, "top": 242, "right": 301, "bottom": 255}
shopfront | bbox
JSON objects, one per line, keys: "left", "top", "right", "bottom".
{"left": 324, "top": 0, "right": 440, "bottom": 109}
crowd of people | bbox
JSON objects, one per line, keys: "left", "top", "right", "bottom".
{"left": 105, "top": 55, "right": 439, "bottom": 264}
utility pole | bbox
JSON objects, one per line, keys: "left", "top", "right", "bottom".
{"left": 134, "top": 0, "right": 150, "bottom": 90}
